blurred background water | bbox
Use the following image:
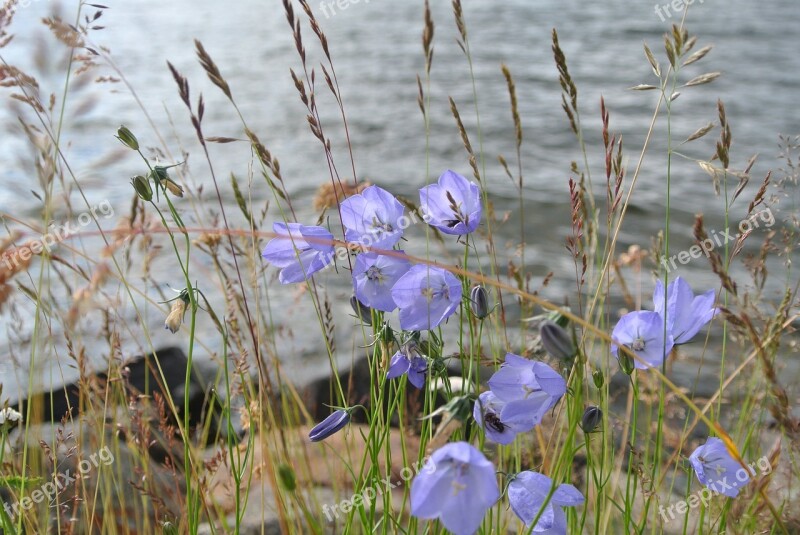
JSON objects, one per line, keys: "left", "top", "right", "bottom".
{"left": 0, "top": 0, "right": 798, "bottom": 397}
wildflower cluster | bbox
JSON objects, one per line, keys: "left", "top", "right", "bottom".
{"left": 261, "top": 169, "right": 590, "bottom": 533}
{"left": 261, "top": 169, "right": 480, "bottom": 426}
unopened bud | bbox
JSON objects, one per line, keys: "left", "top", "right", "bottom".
{"left": 540, "top": 320, "right": 576, "bottom": 361}
{"left": 131, "top": 175, "right": 153, "bottom": 201}
{"left": 580, "top": 406, "right": 602, "bottom": 433}
{"left": 592, "top": 370, "right": 604, "bottom": 389}
{"left": 350, "top": 295, "right": 372, "bottom": 326}
{"left": 469, "top": 285, "right": 490, "bottom": 319}
{"left": 116, "top": 125, "right": 139, "bottom": 150}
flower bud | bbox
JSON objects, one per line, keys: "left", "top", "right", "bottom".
{"left": 116, "top": 125, "right": 139, "bottom": 150}
{"left": 580, "top": 406, "right": 602, "bottom": 433}
{"left": 350, "top": 295, "right": 372, "bottom": 326}
{"left": 618, "top": 351, "right": 635, "bottom": 375}
{"left": 469, "top": 285, "right": 490, "bottom": 319}
{"left": 309, "top": 409, "right": 351, "bottom": 442}
{"left": 131, "top": 175, "right": 153, "bottom": 201}
{"left": 592, "top": 370, "right": 604, "bottom": 389}
{"left": 539, "top": 320, "right": 576, "bottom": 361}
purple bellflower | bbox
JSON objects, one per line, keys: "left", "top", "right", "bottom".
{"left": 487, "top": 353, "right": 567, "bottom": 411}
{"left": 610, "top": 310, "right": 674, "bottom": 370}
{"left": 386, "top": 342, "right": 428, "bottom": 389}
{"left": 390, "top": 264, "right": 462, "bottom": 331}
{"left": 473, "top": 390, "right": 551, "bottom": 445}
{"left": 308, "top": 409, "right": 351, "bottom": 442}
{"left": 689, "top": 437, "right": 751, "bottom": 498}
{"left": 262, "top": 222, "right": 335, "bottom": 284}
{"left": 410, "top": 441, "right": 500, "bottom": 535}
{"left": 508, "top": 471, "right": 584, "bottom": 533}
{"left": 352, "top": 252, "right": 411, "bottom": 312}
{"left": 654, "top": 277, "right": 719, "bottom": 345}
{"left": 339, "top": 185, "right": 405, "bottom": 250}
{"left": 419, "top": 170, "right": 482, "bottom": 235}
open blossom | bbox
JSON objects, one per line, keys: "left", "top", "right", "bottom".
{"left": 610, "top": 310, "right": 674, "bottom": 369}
{"left": 340, "top": 185, "right": 405, "bottom": 249}
{"left": 261, "top": 222, "right": 335, "bottom": 284}
{"left": 410, "top": 442, "right": 500, "bottom": 535}
{"left": 689, "top": 437, "right": 751, "bottom": 498}
{"left": 508, "top": 471, "right": 584, "bottom": 533}
{"left": 390, "top": 264, "right": 462, "bottom": 331}
{"left": 473, "top": 354, "right": 565, "bottom": 444}
{"left": 653, "top": 277, "right": 719, "bottom": 344}
{"left": 487, "top": 353, "right": 567, "bottom": 410}
{"left": 386, "top": 342, "right": 428, "bottom": 389}
{"left": 419, "top": 170, "right": 482, "bottom": 235}
{"left": 473, "top": 390, "right": 551, "bottom": 445}
{"left": 352, "top": 252, "right": 411, "bottom": 312}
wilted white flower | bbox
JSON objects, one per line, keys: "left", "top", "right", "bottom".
{"left": 164, "top": 297, "right": 188, "bottom": 333}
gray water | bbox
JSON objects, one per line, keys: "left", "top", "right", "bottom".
{"left": 0, "top": 0, "right": 798, "bottom": 396}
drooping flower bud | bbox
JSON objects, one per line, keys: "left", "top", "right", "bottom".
{"left": 309, "top": 409, "right": 351, "bottom": 442}
{"left": 350, "top": 295, "right": 373, "bottom": 326}
{"left": 469, "top": 285, "right": 490, "bottom": 319}
{"left": 116, "top": 125, "right": 139, "bottom": 151}
{"left": 539, "top": 320, "right": 577, "bottom": 361}
{"left": 592, "top": 370, "right": 604, "bottom": 389}
{"left": 131, "top": 175, "right": 153, "bottom": 202}
{"left": 580, "top": 406, "right": 602, "bottom": 433}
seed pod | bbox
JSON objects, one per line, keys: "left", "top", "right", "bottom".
{"left": 618, "top": 351, "right": 635, "bottom": 375}
{"left": 131, "top": 175, "right": 153, "bottom": 201}
{"left": 470, "top": 285, "right": 490, "bottom": 319}
{"left": 592, "top": 370, "right": 604, "bottom": 389}
{"left": 581, "top": 406, "right": 603, "bottom": 433}
{"left": 116, "top": 125, "right": 139, "bottom": 150}
{"left": 539, "top": 320, "right": 576, "bottom": 360}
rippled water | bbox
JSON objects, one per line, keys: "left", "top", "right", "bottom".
{"left": 1, "top": 0, "right": 798, "bottom": 393}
